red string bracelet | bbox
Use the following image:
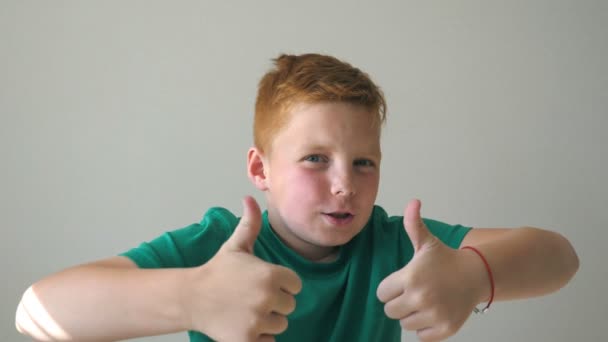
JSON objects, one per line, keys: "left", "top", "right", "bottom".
{"left": 460, "top": 245, "right": 495, "bottom": 314}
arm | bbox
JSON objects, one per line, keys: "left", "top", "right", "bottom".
{"left": 460, "top": 226, "right": 579, "bottom": 302}
{"left": 16, "top": 256, "right": 192, "bottom": 341}
{"left": 16, "top": 197, "right": 301, "bottom": 342}
{"left": 377, "top": 199, "right": 580, "bottom": 341}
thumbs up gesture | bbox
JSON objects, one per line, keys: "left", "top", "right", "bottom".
{"left": 376, "top": 199, "right": 483, "bottom": 342}
{"left": 185, "top": 196, "right": 302, "bottom": 342}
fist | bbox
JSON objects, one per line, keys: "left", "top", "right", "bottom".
{"left": 376, "top": 199, "right": 481, "bottom": 342}
{"left": 186, "top": 196, "right": 302, "bottom": 342}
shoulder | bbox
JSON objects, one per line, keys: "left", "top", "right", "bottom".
{"left": 169, "top": 206, "right": 239, "bottom": 244}
{"left": 367, "top": 204, "right": 471, "bottom": 249}
{"left": 369, "top": 205, "right": 402, "bottom": 231}
{"left": 121, "top": 206, "right": 241, "bottom": 268}
{"left": 199, "top": 206, "right": 240, "bottom": 227}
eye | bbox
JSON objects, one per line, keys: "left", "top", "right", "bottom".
{"left": 354, "top": 159, "right": 376, "bottom": 167}
{"left": 304, "top": 154, "right": 327, "bottom": 163}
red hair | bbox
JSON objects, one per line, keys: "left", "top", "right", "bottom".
{"left": 254, "top": 53, "right": 387, "bottom": 153}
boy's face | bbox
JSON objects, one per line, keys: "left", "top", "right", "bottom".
{"left": 254, "top": 102, "right": 381, "bottom": 261}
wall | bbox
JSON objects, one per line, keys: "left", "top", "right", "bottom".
{"left": 1, "top": 1, "right": 606, "bottom": 341}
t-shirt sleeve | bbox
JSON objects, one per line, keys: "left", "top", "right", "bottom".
{"left": 119, "top": 207, "right": 238, "bottom": 269}
{"left": 423, "top": 218, "right": 472, "bottom": 249}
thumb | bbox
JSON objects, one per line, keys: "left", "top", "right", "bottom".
{"left": 404, "top": 199, "right": 434, "bottom": 253}
{"left": 224, "top": 196, "right": 262, "bottom": 253}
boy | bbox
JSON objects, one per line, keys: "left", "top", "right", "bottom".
{"left": 16, "top": 53, "right": 579, "bottom": 342}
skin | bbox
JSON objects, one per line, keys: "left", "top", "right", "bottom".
{"left": 249, "top": 101, "right": 579, "bottom": 341}
{"left": 15, "top": 101, "right": 579, "bottom": 342}
{"left": 15, "top": 197, "right": 300, "bottom": 342}
{"left": 247, "top": 101, "right": 382, "bottom": 261}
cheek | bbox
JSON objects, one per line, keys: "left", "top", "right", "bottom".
{"left": 358, "top": 174, "right": 380, "bottom": 198}
{"left": 283, "top": 169, "right": 327, "bottom": 200}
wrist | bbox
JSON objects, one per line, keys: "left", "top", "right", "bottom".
{"left": 460, "top": 245, "right": 495, "bottom": 313}
{"left": 177, "top": 267, "right": 198, "bottom": 331}
{"left": 460, "top": 247, "right": 492, "bottom": 304}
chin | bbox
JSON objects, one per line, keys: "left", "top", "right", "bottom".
{"left": 314, "top": 231, "right": 359, "bottom": 247}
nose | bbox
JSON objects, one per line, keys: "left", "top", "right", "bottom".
{"left": 330, "top": 168, "right": 355, "bottom": 197}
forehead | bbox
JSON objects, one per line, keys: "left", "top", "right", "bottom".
{"left": 271, "top": 102, "right": 381, "bottom": 153}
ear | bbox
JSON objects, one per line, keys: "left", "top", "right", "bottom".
{"left": 247, "top": 147, "right": 269, "bottom": 191}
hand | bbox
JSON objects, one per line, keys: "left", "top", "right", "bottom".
{"left": 376, "top": 199, "right": 486, "bottom": 342}
{"left": 186, "top": 196, "right": 302, "bottom": 342}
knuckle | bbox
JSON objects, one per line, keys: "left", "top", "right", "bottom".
{"left": 383, "top": 302, "right": 396, "bottom": 319}
{"left": 414, "top": 288, "right": 435, "bottom": 307}
{"left": 258, "top": 265, "right": 276, "bottom": 284}
{"left": 239, "top": 217, "right": 252, "bottom": 228}
{"left": 252, "top": 293, "right": 273, "bottom": 311}
{"left": 282, "top": 266, "right": 300, "bottom": 280}
{"left": 276, "top": 315, "right": 289, "bottom": 332}
{"left": 242, "top": 314, "right": 262, "bottom": 337}
{"left": 286, "top": 295, "right": 297, "bottom": 314}
{"left": 404, "top": 271, "right": 420, "bottom": 288}
{"left": 428, "top": 307, "right": 441, "bottom": 322}
{"left": 444, "top": 320, "right": 461, "bottom": 336}
{"left": 292, "top": 272, "right": 303, "bottom": 291}
{"left": 430, "top": 322, "right": 454, "bottom": 341}
{"left": 238, "top": 219, "right": 255, "bottom": 233}
{"left": 247, "top": 313, "right": 262, "bottom": 328}
{"left": 410, "top": 290, "right": 425, "bottom": 307}
{"left": 383, "top": 303, "right": 391, "bottom": 318}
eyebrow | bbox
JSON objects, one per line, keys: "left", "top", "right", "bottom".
{"left": 296, "top": 144, "right": 381, "bottom": 157}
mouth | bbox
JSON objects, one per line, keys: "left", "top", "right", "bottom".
{"left": 322, "top": 211, "right": 355, "bottom": 226}
{"left": 326, "top": 212, "right": 353, "bottom": 219}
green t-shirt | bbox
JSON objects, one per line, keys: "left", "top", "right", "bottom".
{"left": 120, "top": 205, "right": 471, "bottom": 341}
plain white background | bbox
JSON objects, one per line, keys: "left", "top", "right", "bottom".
{"left": 2, "top": 1, "right": 606, "bottom": 341}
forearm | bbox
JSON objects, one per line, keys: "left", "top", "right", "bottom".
{"left": 16, "top": 263, "right": 192, "bottom": 341}
{"left": 467, "top": 227, "right": 579, "bottom": 302}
